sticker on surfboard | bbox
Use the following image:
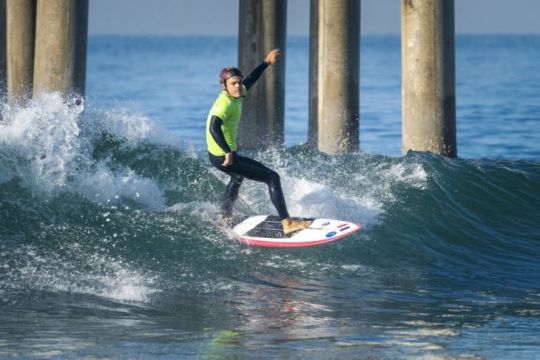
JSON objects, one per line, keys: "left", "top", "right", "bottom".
{"left": 231, "top": 215, "right": 361, "bottom": 248}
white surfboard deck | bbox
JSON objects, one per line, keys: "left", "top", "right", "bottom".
{"left": 231, "top": 215, "right": 361, "bottom": 248}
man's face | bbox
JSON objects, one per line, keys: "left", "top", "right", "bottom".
{"left": 224, "top": 76, "right": 242, "bottom": 98}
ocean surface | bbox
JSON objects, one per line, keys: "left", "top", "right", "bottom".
{"left": 0, "top": 35, "right": 539, "bottom": 359}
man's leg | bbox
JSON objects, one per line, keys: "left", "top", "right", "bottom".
{"left": 212, "top": 152, "right": 310, "bottom": 234}
{"left": 227, "top": 155, "right": 310, "bottom": 234}
{"left": 222, "top": 174, "right": 243, "bottom": 218}
{"left": 227, "top": 154, "right": 289, "bottom": 219}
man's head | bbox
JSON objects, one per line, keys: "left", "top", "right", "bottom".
{"left": 220, "top": 67, "right": 243, "bottom": 98}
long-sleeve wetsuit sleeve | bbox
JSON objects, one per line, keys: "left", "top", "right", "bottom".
{"left": 209, "top": 115, "right": 231, "bottom": 154}
{"left": 242, "top": 61, "right": 269, "bottom": 90}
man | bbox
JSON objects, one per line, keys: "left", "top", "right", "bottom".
{"left": 206, "top": 49, "right": 311, "bottom": 235}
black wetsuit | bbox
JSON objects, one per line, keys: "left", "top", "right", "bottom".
{"left": 207, "top": 62, "right": 290, "bottom": 220}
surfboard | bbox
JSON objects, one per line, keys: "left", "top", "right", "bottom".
{"left": 231, "top": 215, "right": 361, "bottom": 248}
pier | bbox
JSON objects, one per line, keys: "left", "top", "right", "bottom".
{"left": 238, "top": 0, "right": 287, "bottom": 149}
{"left": 401, "top": 0, "right": 456, "bottom": 157}
{"left": 1, "top": 0, "right": 88, "bottom": 103}
{"left": 0, "top": 0, "right": 5, "bottom": 99}
{"left": 6, "top": 0, "right": 35, "bottom": 103}
{"left": 309, "top": 0, "right": 360, "bottom": 155}
{"left": 33, "top": 0, "right": 88, "bottom": 97}
{"left": 0, "top": 0, "right": 457, "bottom": 157}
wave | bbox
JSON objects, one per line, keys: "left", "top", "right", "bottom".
{"left": 0, "top": 94, "right": 538, "bottom": 304}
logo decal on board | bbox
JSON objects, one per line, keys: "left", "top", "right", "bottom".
{"left": 325, "top": 231, "right": 337, "bottom": 238}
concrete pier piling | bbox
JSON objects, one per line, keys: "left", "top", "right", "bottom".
{"left": 6, "top": 0, "right": 35, "bottom": 103}
{"left": 0, "top": 0, "right": 6, "bottom": 99}
{"left": 237, "top": 0, "right": 287, "bottom": 149}
{"left": 33, "top": 0, "right": 88, "bottom": 97}
{"left": 1, "top": 0, "right": 459, "bottom": 159}
{"left": 311, "top": 0, "right": 360, "bottom": 155}
{"left": 308, "top": 0, "right": 319, "bottom": 147}
{"left": 401, "top": 0, "right": 457, "bottom": 157}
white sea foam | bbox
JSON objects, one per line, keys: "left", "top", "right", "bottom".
{"left": 0, "top": 93, "right": 168, "bottom": 209}
{"left": 230, "top": 151, "right": 428, "bottom": 228}
{"left": 283, "top": 176, "right": 381, "bottom": 225}
{"left": 378, "top": 162, "right": 427, "bottom": 190}
{"left": 0, "top": 93, "right": 83, "bottom": 194}
{"left": 76, "top": 164, "right": 165, "bottom": 210}
{"left": 4, "top": 244, "right": 158, "bottom": 303}
{"left": 86, "top": 105, "right": 187, "bottom": 149}
{"left": 167, "top": 201, "right": 219, "bottom": 219}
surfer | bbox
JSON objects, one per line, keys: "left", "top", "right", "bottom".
{"left": 206, "top": 49, "right": 311, "bottom": 235}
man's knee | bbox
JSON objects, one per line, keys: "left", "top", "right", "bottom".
{"left": 231, "top": 175, "right": 244, "bottom": 185}
{"left": 267, "top": 170, "right": 280, "bottom": 185}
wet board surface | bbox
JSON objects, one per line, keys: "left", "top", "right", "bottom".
{"left": 232, "top": 215, "right": 361, "bottom": 248}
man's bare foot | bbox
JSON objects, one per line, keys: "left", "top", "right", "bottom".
{"left": 218, "top": 215, "right": 233, "bottom": 227}
{"left": 282, "top": 218, "right": 311, "bottom": 236}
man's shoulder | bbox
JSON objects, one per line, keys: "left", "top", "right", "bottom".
{"left": 211, "top": 92, "right": 232, "bottom": 113}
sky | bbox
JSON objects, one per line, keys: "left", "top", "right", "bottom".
{"left": 88, "top": 0, "right": 540, "bottom": 36}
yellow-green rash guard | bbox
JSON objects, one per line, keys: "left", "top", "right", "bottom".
{"left": 206, "top": 85, "right": 247, "bottom": 156}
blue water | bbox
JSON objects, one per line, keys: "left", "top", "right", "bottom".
{"left": 0, "top": 35, "right": 539, "bottom": 359}
{"left": 86, "top": 35, "right": 540, "bottom": 159}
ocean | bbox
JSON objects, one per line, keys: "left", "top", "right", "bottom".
{"left": 0, "top": 35, "right": 539, "bottom": 359}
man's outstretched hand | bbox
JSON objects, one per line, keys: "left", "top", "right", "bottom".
{"left": 264, "top": 49, "right": 281, "bottom": 65}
